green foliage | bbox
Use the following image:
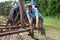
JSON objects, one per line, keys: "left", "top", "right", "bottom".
{"left": 0, "top": 1, "right": 12, "bottom": 16}
{"left": 44, "top": 16, "right": 60, "bottom": 28}
{"left": 38, "top": 0, "right": 60, "bottom": 17}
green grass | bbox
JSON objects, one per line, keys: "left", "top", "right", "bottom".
{"left": 44, "top": 16, "right": 60, "bottom": 29}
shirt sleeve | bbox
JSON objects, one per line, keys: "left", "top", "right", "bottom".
{"left": 26, "top": 10, "right": 31, "bottom": 19}
{"left": 35, "top": 8, "right": 40, "bottom": 16}
{"left": 33, "top": 7, "right": 41, "bottom": 16}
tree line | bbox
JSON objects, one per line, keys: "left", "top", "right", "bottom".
{"left": 39, "top": 0, "right": 60, "bottom": 17}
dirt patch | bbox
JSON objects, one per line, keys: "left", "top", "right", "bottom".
{"left": 45, "top": 26, "right": 60, "bottom": 40}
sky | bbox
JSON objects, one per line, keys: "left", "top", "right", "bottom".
{"left": 0, "top": 0, "right": 18, "bottom": 2}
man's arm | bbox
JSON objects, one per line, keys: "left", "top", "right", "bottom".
{"left": 26, "top": 10, "right": 33, "bottom": 31}
{"left": 36, "top": 16, "right": 39, "bottom": 29}
{"left": 26, "top": 10, "right": 32, "bottom": 25}
{"left": 36, "top": 16, "right": 39, "bottom": 25}
{"left": 34, "top": 8, "right": 40, "bottom": 29}
{"left": 28, "top": 18, "right": 32, "bottom": 26}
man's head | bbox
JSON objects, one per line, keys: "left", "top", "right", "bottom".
{"left": 27, "top": 5, "right": 32, "bottom": 12}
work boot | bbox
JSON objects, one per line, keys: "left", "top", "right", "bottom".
{"left": 41, "top": 28, "right": 46, "bottom": 35}
{"left": 28, "top": 32, "right": 34, "bottom": 38}
{"left": 39, "top": 27, "right": 46, "bottom": 35}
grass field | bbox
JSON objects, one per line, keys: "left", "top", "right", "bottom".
{"left": 44, "top": 16, "right": 60, "bottom": 29}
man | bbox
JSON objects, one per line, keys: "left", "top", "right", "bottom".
{"left": 26, "top": 5, "right": 45, "bottom": 35}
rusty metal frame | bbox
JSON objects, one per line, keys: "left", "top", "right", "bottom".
{"left": 19, "top": 0, "right": 24, "bottom": 27}
{"left": 0, "top": 0, "right": 30, "bottom": 37}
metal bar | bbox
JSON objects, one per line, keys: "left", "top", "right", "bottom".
{"left": 0, "top": 28, "right": 30, "bottom": 37}
{"left": 19, "top": 0, "right": 24, "bottom": 27}
{"left": 0, "top": 26, "right": 21, "bottom": 29}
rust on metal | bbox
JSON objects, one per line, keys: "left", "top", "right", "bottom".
{"left": 0, "top": 26, "right": 21, "bottom": 29}
{"left": 0, "top": 28, "right": 30, "bottom": 37}
{"left": 0, "top": 26, "right": 20, "bottom": 32}
{"left": 19, "top": 0, "right": 24, "bottom": 27}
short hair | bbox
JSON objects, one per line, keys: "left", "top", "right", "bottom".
{"left": 27, "top": 5, "right": 32, "bottom": 8}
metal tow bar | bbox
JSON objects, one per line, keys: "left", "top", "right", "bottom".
{"left": 0, "top": 26, "right": 30, "bottom": 37}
